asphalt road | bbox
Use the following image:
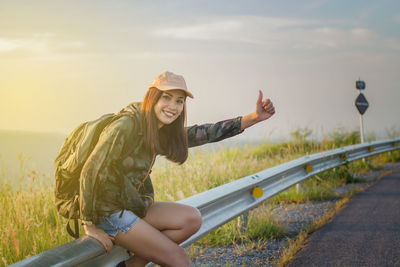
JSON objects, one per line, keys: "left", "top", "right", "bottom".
{"left": 288, "top": 170, "right": 400, "bottom": 267}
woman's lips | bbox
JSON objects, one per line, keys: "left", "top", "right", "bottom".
{"left": 163, "top": 110, "right": 175, "bottom": 118}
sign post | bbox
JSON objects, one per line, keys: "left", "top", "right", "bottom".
{"left": 355, "top": 80, "right": 368, "bottom": 143}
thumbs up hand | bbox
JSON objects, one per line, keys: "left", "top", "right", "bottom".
{"left": 255, "top": 90, "right": 275, "bottom": 122}
{"left": 240, "top": 90, "right": 275, "bottom": 130}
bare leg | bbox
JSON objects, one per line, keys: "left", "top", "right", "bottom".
{"left": 114, "top": 202, "right": 202, "bottom": 267}
{"left": 115, "top": 218, "right": 189, "bottom": 267}
{"left": 145, "top": 202, "right": 202, "bottom": 244}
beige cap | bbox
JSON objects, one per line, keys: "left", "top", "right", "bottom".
{"left": 149, "top": 71, "right": 194, "bottom": 98}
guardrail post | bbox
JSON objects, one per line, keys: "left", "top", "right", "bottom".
{"left": 240, "top": 211, "right": 249, "bottom": 232}
{"left": 296, "top": 181, "right": 304, "bottom": 194}
{"left": 297, "top": 163, "right": 312, "bottom": 194}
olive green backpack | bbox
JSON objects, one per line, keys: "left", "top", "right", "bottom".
{"left": 54, "top": 111, "right": 135, "bottom": 238}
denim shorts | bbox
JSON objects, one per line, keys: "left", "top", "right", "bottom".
{"left": 96, "top": 210, "right": 140, "bottom": 237}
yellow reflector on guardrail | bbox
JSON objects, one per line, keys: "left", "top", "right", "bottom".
{"left": 252, "top": 187, "right": 263, "bottom": 198}
{"left": 341, "top": 154, "right": 347, "bottom": 161}
{"left": 394, "top": 142, "right": 398, "bottom": 147}
{"left": 369, "top": 147, "right": 374, "bottom": 152}
{"left": 305, "top": 164, "right": 313, "bottom": 173}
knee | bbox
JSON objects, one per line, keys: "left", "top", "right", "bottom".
{"left": 186, "top": 207, "right": 202, "bottom": 233}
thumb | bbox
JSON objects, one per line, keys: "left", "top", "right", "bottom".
{"left": 257, "top": 90, "right": 263, "bottom": 104}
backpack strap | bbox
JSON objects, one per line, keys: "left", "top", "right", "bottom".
{"left": 66, "top": 219, "right": 80, "bottom": 239}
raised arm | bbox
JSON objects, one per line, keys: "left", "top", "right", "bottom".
{"left": 186, "top": 90, "right": 275, "bottom": 147}
{"left": 186, "top": 117, "right": 244, "bottom": 148}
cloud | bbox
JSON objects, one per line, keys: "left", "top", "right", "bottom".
{"left": 153, "top": 16, "right": 319, "bottom": 45}
{"left": 152, "top": 16, "right": 399, "bottom": 51}
{"left": 60, "top": 41, "right": 86, "bottom": 49}
{"left": 293, "top": 27, "right": 377, "bottom": 49}
{"left": 125, "top": 51, "right": 183, "bottom": 59}
{"left": 0, "top": 38, "right": 47, "bottom": 53}
{"left": 394, "top": 14, "right": 400, "bottom": 23}
{"left": 154, "top": 19, "right": 243, "bottom": 42}
{"left": 0, "top": 33, "right": 85, "bottom": 54}
{"left": 385, "top": 38, "right": 400, "bottom": 50}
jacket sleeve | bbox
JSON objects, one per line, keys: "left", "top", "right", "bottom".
{"left": 186, "top": 116, "right": 244, "bottom": 148}
{"left": 79, "top": 116, "right": 133, "bottom": 221}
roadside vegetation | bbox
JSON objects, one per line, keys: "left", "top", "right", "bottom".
{"left": 1, "top": 128, "right": 400, "bottom": 266}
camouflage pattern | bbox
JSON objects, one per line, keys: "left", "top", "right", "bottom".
{"left": 80, "top": 102, "right": 244, "bottom": 222}
{"left": 186, "top": 117, "right": 244, "bottom": 148}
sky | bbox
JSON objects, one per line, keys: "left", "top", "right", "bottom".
{"left": 1, "top": 0, "right": 400, "bottom": 142}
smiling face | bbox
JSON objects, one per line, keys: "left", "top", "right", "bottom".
{"left": 153, "top": 89, "right": 186, "bottom": 128}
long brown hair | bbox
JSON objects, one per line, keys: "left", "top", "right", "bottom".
{"left": 141, "top": 87, "right": 188, "bottom": 164}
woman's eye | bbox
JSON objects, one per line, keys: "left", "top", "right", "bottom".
{"left": 177, "top": 100, "right": 184, "bottom": 104}
{"left": 162, "top": 95, "right": 170, "bottom": 100}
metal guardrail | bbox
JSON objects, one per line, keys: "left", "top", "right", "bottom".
{"left": 11, "top": 138, "right": 400, "bottom": 267}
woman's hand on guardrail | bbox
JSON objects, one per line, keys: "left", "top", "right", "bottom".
{"left": 83, "top": 224, "right": 115, "bottom": 253}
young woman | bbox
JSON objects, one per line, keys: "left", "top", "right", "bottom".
{"left": 81, "top": 71, "right": 275, "bottom": 267}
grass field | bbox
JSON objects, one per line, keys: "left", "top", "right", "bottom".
{"left": 1, "top": 128, "right": 399, "bottom": 266}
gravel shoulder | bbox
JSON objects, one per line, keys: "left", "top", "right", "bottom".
{"left": 189, "top": 162, "right": 400, "bottom": 267}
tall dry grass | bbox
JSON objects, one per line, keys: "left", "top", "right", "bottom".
{"left": 1, "top": 128, "right": 399, "bottom": 265}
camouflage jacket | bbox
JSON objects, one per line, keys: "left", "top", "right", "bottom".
{"left": 79, "top": 102, "right": 244, "bottom": 222}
